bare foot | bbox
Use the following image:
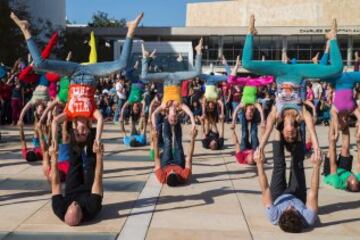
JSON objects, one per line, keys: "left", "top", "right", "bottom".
{"left": 149, "top": 49, "right": 157, "bottom": 58}
{"left": 141, "top": 42, "right": 149, "bottom": 58}
{"left": 326, "top": 18, "right": 337, "bottom": 40}
{"left": 235, "top": 55, "right": 241, "bottom": 66}
{"left": 249, "top": 15, "right": 257, "bottom": 35}
{"left": 332, "top": 18, "right": 338, "bottom": 32}
{"left": 10, "top": 12, "right": 31, "bottom": 39}
{"left": 312, "top": 52, "right": 320, "bottom": 64}
{"left": 126, "top": 12, "right": 144, "bottom": 37}
{"left": 195, "top": 38, "right": 203, "bottom": 54}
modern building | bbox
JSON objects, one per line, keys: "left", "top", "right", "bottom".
{"left": 67, "top": 0, "right": 360, "bottom": 70}
{"left": 15, "top": 0, "right": 66, "bottom": 29}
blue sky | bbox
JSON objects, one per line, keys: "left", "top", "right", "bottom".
{"left": 66, "top": 0, "right": 218, "bottom": 26}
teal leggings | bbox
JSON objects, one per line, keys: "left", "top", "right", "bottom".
{"left": 242, "top": 34, "right": 343, "bottom": 85}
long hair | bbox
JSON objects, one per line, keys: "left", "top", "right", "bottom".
{"left": 205, "top": 102, "right": 218, "bottom": 123}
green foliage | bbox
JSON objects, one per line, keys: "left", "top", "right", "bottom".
{"left": 0, "top": 3, "right": 117, "bottom": 67}
{"left": 0, "top": 0, "right": 30, "bottom": 66}
{"left": 89, "top": 11, "right": 126, "bottom": 28}
{"left": 0, "top": 0, "right": 58, "bottom": 66}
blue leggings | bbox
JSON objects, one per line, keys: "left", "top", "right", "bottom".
{"left": 26, "top": 37, "right": 133, "bottom": 87}
{"left": 140, "top": 54, "right": 202, "bottom": 86}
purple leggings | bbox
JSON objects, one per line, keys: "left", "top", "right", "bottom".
{"left": 11, "top": 98, "right": 21, "bottom": 123}
{"left": 333, "top": 89, "right": 356, "bottom": 113}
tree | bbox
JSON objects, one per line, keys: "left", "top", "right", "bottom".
{"left": 0, "top": 0, "right": 31, "bottom": 66}
{"left": 0, "top": 0, "right": 59, "bottom": 66}
{"left": 88, "top": 11, "right": 126, "bottom": 28}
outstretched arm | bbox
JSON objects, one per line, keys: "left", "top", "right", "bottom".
{"left": 231, "top": 128, "right": 241, "bottom": 153}
{"left": 306, "top": 154, "right": 322, "bottom": 213}
{"left": 217, "top": 99, "right": 225, "bottom": 120}
{"left": 148, "top": 98, "right": 158, "bottom": 126}
{"left": 51, "top": 113, "right": 67, "bottom": 151}
{"left": 185, "top": 129, "right": 198, "bottom": 170}
{"left": 18, "top": 101, "right": 33, "bottom": 124}
{"left": 152, "top": 128, "right": 161, "bottom": 169}
{"left": 38, "top": 124, "right": 50, "bottom": 178}
{"left": 49, "top": 142, "right": 61, "bottom": 195}
{"left": 231, "top": 102, "right": 244, "bottom": 127}
{"left": 39, "top": 99, "right": 60, "bottom": 124}
{"left": 219, "top": 113, "right": 225, "bottom": 139}
{"left": 19, "top": 122, "right": 27, "bottom": 149}
{"left": 151, "top": 104, "right": 164, "bottom": 130}
{"left": 328, "top": 118, "right": 338, "bottom": 174}
{"left": 330, "top": 106, "right": 339, "bottom": 141}
{"left": 93, "top": 109, "right": 104, "bottom": 145}
{"left": 254, "top": 103, "right": 265, "bottom": 127}
{"left": 181, "top": 103, "right": 196, "bottom": 131}
{"left": 91, "top": 143, "right": 104, "bottom": 196}
{"left": 304, "top": 107, "right": 321, "bottom": 161}
{"left": 119, "top": 101, "right": 130, "bottom": 122}
{"left": 256, "top": 149, "right": 272, "bottom": 208}
{"left": 257, "top": 106, "right": 276, "bottom": 151}
{"left": 303, "top": 100, "right": 317, "bottom": 123}
{"left": 201, "top": 97, "right": 207, "bottom": 119}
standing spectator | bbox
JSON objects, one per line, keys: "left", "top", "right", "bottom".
{"left": 113, "top": 75, "right": 126, "bottom": 123}
{"left": 231, "top": 84, "right": 242, "bottom": 123}
{"left": 354, "top": 51, "right": 360, "bottom": 72}
{"left": 312, "top": 81, "right": 323, "bottom": 113}
{"left": 220, "top": 81, "right": 232, "bottom": 123}
{"left": 191, "top": 99, "right": 202, "bottom": 124}
{"left": 0, "top": 77, "right": 13, "bottom": 124}
{"left": 11, "top": 77, "right": 23, "bottom": 125}
{"left": 181, "top": 79, "right": 191, "bottom": 107}
{"left": 181, "top": 79, "right": 192, "bottom": 123}
{"left": 99, "top": 91, "right": 113, "bottom": 120}
{"left": 306, "top": 83, "right": 314, "bottom": 102}
{"left": 268, "top": 82, "right": 277, "bottom": 98}
{"left": 190, "top": 78, "right": 203, "bottom": 105}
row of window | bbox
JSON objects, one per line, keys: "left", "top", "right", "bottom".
{"left": 196, "top": 35, "right": 360, "bottom": 65}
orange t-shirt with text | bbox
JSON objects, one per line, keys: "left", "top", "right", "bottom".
{"left": 64, "top": 84, "right": 96, "bottom": 120}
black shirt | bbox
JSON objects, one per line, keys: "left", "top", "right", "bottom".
{"left": 202, "top": 131, "right": 224, "bottom": 150}
{"left": 52, "top": 192, "right": 102, "bottom": 222}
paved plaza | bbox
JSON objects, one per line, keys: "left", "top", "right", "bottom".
{"left": 0, "top": 123, "right": 359, "bottom": 240}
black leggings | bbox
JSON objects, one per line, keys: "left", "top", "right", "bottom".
{"left": 65, "top": 129, "right": 96, "bottom": 195}
{"left": 270, "top": 140, "right": 307, "bottom": 204}
{"left": 323, "top": 154, "right": 353, "bottom": 175}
